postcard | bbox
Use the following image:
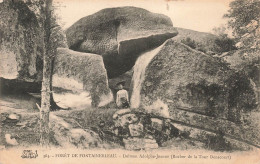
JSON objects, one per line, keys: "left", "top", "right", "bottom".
{"left": 0, "top": 0, "right": 259, "bottom": 163}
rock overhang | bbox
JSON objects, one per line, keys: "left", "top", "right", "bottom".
{"left": 66, "top": 6, "right": 178, "bottom": 78}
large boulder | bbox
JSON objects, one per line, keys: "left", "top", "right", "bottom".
{"left": 66, "top": 7, "right": 178, "bottom": 78}
{"left": 130, "top": 39, "right": 259, "bottom": 147}
{"left": 0, "top": 1, "right": 109, "bottom": 109}
{"left": 0, "top": 0, "right": 67, "bottom": 94}
{"left": 0, "top": 1, "right": 42, "bottom": 82}
{"left": 131, "top": 39, "right": 257, "bottom": 118}
{"left": 53, "top": 48, "right": 113, "bottom": 108}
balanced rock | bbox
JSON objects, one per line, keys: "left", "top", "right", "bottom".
{"left": 66, "top": 7, "right": 178, "bottom": 78}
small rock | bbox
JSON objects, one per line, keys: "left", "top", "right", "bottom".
{"left": 5, "top": 134, "right": 19, "bottom": 146}
{"left": 129, "top": 122, "right": 144, "bottom": 137}
{"left": 114, "top": 126, "right": 130, "bottom": 138}
{"left": 115, "top": 113, "right": 138, "bottom": 127}
{"left": 8, "top": 113, "right": 19, "bottom": 120}
{"left": 151, "top": 118, "right": 163, "bottom": 131}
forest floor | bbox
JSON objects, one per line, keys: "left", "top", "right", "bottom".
{"left": 0, "top": 92, "right": 209, "bottom": 151}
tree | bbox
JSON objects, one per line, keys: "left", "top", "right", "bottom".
{"left": 37, "top": 0, "right": 53, "bottom": 146}
{"left": 224, "top": 0, "right": 260, "bottom": 48}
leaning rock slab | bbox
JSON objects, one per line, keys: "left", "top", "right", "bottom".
{"left": 66, "top": 7, "right": 178, "bottom": 78}
{"left": 131, "top": 39, "right": 257, "bottom": 120}
{"left": 130, "top": 39, "right": 259, "bottom": 147}
{"left": 53, "top": 48, "right": 113, "bottom": 107}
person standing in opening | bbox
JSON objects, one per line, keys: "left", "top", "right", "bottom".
{"left": 116, "top": 81, "right": 129, "bottom": 108}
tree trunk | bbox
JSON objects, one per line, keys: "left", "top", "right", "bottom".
{"left": 40, "top": 0, "right": 53, "bottom": 146}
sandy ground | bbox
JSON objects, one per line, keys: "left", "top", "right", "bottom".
{"left": 0, "top": 92, "right": 259, "bottom": 154}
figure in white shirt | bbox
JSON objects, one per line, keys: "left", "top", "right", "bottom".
{"left": 116, "top": 81, "right": 129, "bottom": 108}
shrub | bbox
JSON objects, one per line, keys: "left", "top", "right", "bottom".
{"left": 181, "top": 37, "right": 197, "bottom": 49}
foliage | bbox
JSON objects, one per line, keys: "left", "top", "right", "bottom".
{"left": 181, "top": 37, "right": 196, "bottom": 49}
{"left": 224, "top": 0, "right": 260, "bottom": 38}
{"left": 180, "top": 37, "right": 209, "bottom": 53}
{"left": 205, "top": 130, "right": 232, "bottom": 151}
{"left": 214, "top": 34, "right": 237, "bottom": 53}
{"left": 212, "top": 26, "right": 237, "bottom": 53}
{"left": 224, "top": 0, "right": 260, "bottom": 48}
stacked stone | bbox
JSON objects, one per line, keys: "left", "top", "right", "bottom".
{"left": 112, "top": 109, "right": 179, "bottom": 150}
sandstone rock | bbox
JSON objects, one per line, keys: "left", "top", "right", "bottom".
{"left": 172, "top": 123, "right": 252, "bottom": 151}
{"left": 2, "top": 113, "right": 20, "bottom": 125}
{"left": 130, "top": 39, "right": 259, "bottom": 147}
{"left": 128, "top": 122, "right": 144, "bottom": 137}
{"left": 144, "top": 99, "right": 170, "bottom": 118}
{"left": 113, "top": 109, "right": 138, "bottom": 127}
{"left": 8, "top": 113, "right": 20, "bottom": 120}
{"left": 115, "top": 113, "right": 138, "bottom": 127}
{"left": 53, "top": 48, "right": 113, "bottom": 107}
{"left": 0, "top": 1, "right": 42, "bottom": 81}
{"left": 5, "top": 134, "right": 18, "bottom": 146}
{"left": 66, "top": 7, "right": 178, "bottom": 78}
{"left": 131, "top": 39, "right": 257, "bottom": 121}
{"left": 113, "top": 109, "right": 180, "bottom": 147}
{"left": 151, "top": 118, "right": 163, "bottom": 131}
{"left": 50, "top": 114, "right": 101, "bottom": 148}
{"left": 0, "top": 0, "right": 68, "bottom": 95}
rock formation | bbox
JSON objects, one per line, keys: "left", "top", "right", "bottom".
{"left": 66, "top": 7, "right": 178, "bottom": 78}
{"left": 131, "top": 39, "right": 256, "bottom": 117}
{"left": 112, "top": 109, "right": 179, "bottom": 150}
{"left": 0, "top": 1, "right": 42, "bottom": 82}
{"left": 53, "top": 48, "right": 113, "bottom": 107}
{"left": 130, "top": 39, "right": 259, "bottom": 147}
{"left": 0, "top": 1, "right": 112, "bottom": 108}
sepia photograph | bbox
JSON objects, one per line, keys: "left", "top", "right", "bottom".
{"left": 0, "top": 0, "right": 259, "bottom": 163}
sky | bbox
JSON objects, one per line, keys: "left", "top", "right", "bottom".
{"left": 55, "top": 0, "right": 233, "bottom": 33}
{"left": 0, "top": 0, "right": 232, "bottom": 33}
